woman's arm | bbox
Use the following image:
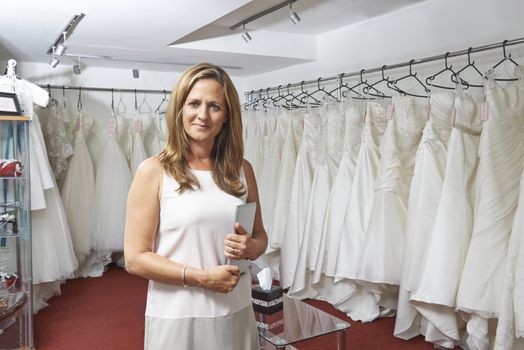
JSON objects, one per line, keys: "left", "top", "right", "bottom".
{"left": 124, "top": 157, "right": 240, "bottom": 293}
{"left": 224, "top": 159, "right": 268, "bottom": 261}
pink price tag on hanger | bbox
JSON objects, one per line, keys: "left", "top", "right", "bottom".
{"left": 108, "top": 119, "right": 117, "bottom": 136}
{"left": 386, "top": 104, "right": 394, "bottom": 120}
{"left": 480, "top": 101, "right": 489, "bottom": 121}
{"left": 134, "top": 120, "right": 143, "bottom": 133}
{"left": 450, "top": 107, "right": 456, "bottom": 126}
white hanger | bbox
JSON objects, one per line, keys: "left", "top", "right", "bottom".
{"left": 6, "top": 59, "right": 17, "bottom": 78}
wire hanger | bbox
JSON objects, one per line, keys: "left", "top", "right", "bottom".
{"left": 62, "top": 85, "right": 67, "bottom": 109}
{"left": 389, "top": 59, "right": 431, "bottom": 98}
{"left": 243, "top": 89, "right": 263, "bottom": 111}
{"left": 426, "top": 52, "right": 464, "bottom": 90}
{"left": 347, "top": 69, "right": 383, "bottom": 99}
{"left": 46, "top": 84, "right": 58, "bottom": 107}
{"left": 116, "top": 91, "right": 126, "bottom": 115}
{"left": 278, "top": 83, "right": 305, "bottom": 109}
{"left": 306, "top": 77, "right": 340, "bottom": 103}
{"left": 363, "top": 65, "right": 393, "bottom": 98}
{"left": 333, "top": 74, "right": 363, "bottom": 99}
{"left": 490, "top": 39, "right": 519, "bottom": 82}
{"left": 261, "top": 87, "right": 279, "bottom": 110}
{"left": 295, "top": 80, "right": 322, "bottom": 106}
{"left": 155, "top": 90, "right": 168, "bottom": 114}
{"left": 76, "top": 86, "right": 83, "bottom": 112}
{"left": 111, "top": 88, "right": 115, "bottom": 116}
{"left": 271, "top": 85, "right": 286, "bottom": 107}
{"left": 451, "top": 47, "right": 485, "bottom": 88}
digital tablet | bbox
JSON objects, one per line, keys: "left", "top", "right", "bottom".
{"left": 227, "top": 202, "right": 257, "bottom": 274}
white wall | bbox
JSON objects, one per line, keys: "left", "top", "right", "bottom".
{"left": 244, "top": 0, "right": 524, "bottom": 95}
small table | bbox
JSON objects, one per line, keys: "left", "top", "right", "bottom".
{"left": 254, "top": 294, "right": 350, "bottom": 349}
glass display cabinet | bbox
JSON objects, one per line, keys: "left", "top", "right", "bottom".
{"left": 0, "top": 115, "right": 33, "bottom": 350}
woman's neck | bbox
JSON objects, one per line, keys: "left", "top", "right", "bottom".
{"left": 187, "top": 142, "right": 214, "bottom": 170}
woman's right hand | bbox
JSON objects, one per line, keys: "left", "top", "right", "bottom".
{"left": 202, "top": 265, "right": 241, "bottom": 293}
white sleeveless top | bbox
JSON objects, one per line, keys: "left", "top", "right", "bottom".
{"left": 145, "top": 169, "right": 251, "bottom": 319}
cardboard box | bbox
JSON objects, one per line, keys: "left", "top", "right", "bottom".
{"left": 252, "top": 285, "right": 283, "bottom": 314}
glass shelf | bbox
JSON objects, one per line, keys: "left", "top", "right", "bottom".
{"left": 255, "top": 294, "right": 350, "bottom": 348}
{"left": 0, "top": 291, "right": 27, "bottom": 323}
{"left": 0, "top": 201, "right": 21, "bottom": 208}
{"left": 0, "top": 116, "right": 33, "bottom": 348}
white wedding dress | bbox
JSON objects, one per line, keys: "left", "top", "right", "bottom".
{"left": 312, "top": 102, "right": 363, "bottom": 305}
{"left": 457, "top": 72, "right": 524, "bottom": 349}
{"left": 130, "top": 119, "right": 148, "bottom": 175}
{"left": 288, "top": 103, "right": 345, "bottom": 299}
{"left": 92, "top": 118, "right": 132, "bottom": 253}
{"left": 60, "top": 113, "right": 96, "bottom": 274}
{"left": 410, "top": 93, "right": 481, "bottom": 348}
{"left": 280, "top": 108, "right": 321, "bottom": 290}
{"left": 495, "top": 162, "right": 524, "bottom": 350}
{"left": 394, "top": 92, "right": 453, "bottom": 342}
{"left": 333, "top": 101, "right": 388, "bottom": 322}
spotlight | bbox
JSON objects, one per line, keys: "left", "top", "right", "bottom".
{"left": 55, "top": 32, "right": 68, "bottom": 56}
{"left": 55, "top": 42, "right": 67, "bottom": 56}
{"left": 72, "top": 56, "right": 81, "bottom": 75}
{"left": 242, "top": 31, "right": 252, "bottom": 43}
{"left": 241, "top": 24, "right": 252, "bottom": 43}
{"left": 289, "top": 3, "right": 301, "bottom": 24}
{"left": 132, "top": 62, "right": 140, "bottom": 79}
{"left": 289, "top": 11, "right": 301, "bottom": 24}
{"left": 50, "top": 56, "right": 60, "bottom": 68}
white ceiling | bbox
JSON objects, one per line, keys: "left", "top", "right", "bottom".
{"left": 0, "top": 0, "right": 425, "bottom": 77}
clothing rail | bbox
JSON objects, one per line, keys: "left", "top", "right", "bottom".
{"left": 40, "top": 84, "right": 169, "bottom": 95}
{"left": 245, "top": 37, "right": 524, "bottom": 97}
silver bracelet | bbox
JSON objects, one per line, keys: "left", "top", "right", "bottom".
{"left": 182, "top": 265, "right": 189, "bottom": 288}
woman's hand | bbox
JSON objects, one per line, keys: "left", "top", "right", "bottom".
{"left": 224, "top": 223, "right": 259, "bottom": 261}
{"left": 202, "top": 265, "right": 241, "bottom": 293}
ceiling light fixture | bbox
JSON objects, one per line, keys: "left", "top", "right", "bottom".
{"left": 55, "top": 32, "right": 68, "bottom": 56}
{"left": 133, "top": 62, "right": 140, "bottom": 79}
{"left": 289, "top": 2, "right": 301, "bottom": 24}
{"left": 47, "top": 13, "right": 85, "bottom": 55}
{"left": 73, "top": 56, "right": 81, "bottom": 75}
{"left": 49, "top": 46, "right": 60, "bottom": 68}
{"left": 241, "top": 24, "right": 252, "bottom": 43}
{"left": 230, "top": 0, "right": 300, "bottom": 35}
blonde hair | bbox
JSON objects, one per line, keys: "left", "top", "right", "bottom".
{"left": 158, "top": 63, "right": 245, "bottom": 196}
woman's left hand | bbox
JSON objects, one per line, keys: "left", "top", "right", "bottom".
{"left": 224, "top": 223, "right": 257, "bottom": 261}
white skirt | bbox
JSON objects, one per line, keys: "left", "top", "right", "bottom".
{"left": 144, "top": 305, "right": 260, "bottom": 350}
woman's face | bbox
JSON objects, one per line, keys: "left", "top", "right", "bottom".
{"left": 182, "top": 78, "right": 227, "bottom": 146}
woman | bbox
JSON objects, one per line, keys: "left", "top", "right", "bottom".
{"left": 124, "top": 63, "right": 267, "bottom": 349}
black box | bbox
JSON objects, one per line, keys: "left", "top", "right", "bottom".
{"left": 252, "top": 285, "right": 283, "bottom": 315}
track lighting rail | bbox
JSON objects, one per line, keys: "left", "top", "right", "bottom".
{"left": 231, "top": 0, "right": 298, "bottom": 30}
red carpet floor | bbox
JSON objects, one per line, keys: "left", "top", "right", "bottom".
{"left": 34, "top": 265, "right": 450, "bottom": 349}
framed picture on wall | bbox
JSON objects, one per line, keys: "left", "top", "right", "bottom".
{"left": 0, "top": 92, "right": 22, "bottom": 116}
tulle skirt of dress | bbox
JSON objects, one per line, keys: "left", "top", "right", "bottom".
{"left": 92, "top": 138, "right": 132, "bottom": 252}
{"left": 60, "top": 134, "right": 95, "bottom": 268}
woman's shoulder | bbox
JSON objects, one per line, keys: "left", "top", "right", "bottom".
{"left": 241, "top": 159, "right": 256, "bottom": 184}
{"left": 242, "top": 159, "right": 254, "bottom": 175}
{"left": 135, "top": 156, "right": 164, "bottom": 181}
